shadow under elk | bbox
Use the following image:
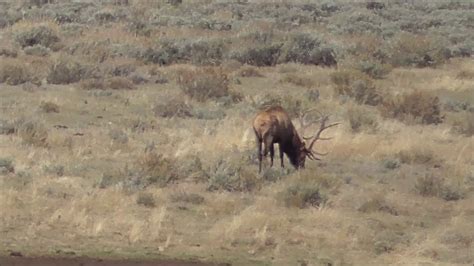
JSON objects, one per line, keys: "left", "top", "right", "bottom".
{"left": 253, "top": 106, "right": 339, "bottom": 173}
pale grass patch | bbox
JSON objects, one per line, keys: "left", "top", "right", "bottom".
{"left": 9, "top": 19, "right": 60, "bottom": 33}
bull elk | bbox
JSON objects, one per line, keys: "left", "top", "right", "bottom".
{"left": 253, "top": 106, "right": 338, "bottom": 173}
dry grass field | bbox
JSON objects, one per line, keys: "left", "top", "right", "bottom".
{"left": 0, "top": 0, "right": 473, "bottom": 265}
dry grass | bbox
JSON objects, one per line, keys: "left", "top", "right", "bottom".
{"left": 0, "top": 2, "right": 473, "bottom": 265}
{"left": 1, "top": 59, "right": 473, "bottom": 265}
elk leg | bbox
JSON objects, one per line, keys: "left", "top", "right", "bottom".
{"left": 279, "top": 145, "right": 284, "bottom": 168}
{"left": 257, "top": 139, "right": 263, "bottom": 173}
{"left": 263, "top": 135, "right": 273, "bottom": 157}
{"left": 270, "top": 144, "right": 275, "bottom": 167}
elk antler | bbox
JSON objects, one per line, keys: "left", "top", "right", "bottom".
{"left": 297, "top": 107, "right": 320, "bottom": 138}
{"left": 305, "top": 115, "right": 339, "bottom": 160}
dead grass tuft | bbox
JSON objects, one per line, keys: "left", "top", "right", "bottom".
{"left": 237, "top": 65, "right": 264, "bottom": 77}
{"left": 136, "top": 192, "right": 156, "bottom": 208}
{"left": 331, "top": 69, "right": 382, "bottom": 106}
{"left": 381, "top": 91, "right": 444, "bottom": 125}
{"left": 17, "top": 121, "right": 48, "bottom": 147}
{"left": 39, "top": 101, "right": 59, "bottom": 113}
{"left": 177, "top": 67, "right": 240, "bottom": 103}
{"left": 279, "top": 73, "right": 313, "bottom": 88}
{"left": 107, "top": 77, "right": 136, "bottom": 90}
{"left": 0, "top": 60, "right": 32, "bottom": 85}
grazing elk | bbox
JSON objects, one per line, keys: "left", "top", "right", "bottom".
{"left": 253, "top": 105, "right": 338, "bottom": 173}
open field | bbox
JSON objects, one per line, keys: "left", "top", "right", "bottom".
{"left": 0, "top": 0, "right": 473, "bottom": 265}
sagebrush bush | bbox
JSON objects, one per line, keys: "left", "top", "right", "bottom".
{"left": 24, "top": 45, "right": 50, "bottom": 57}
{"left": 177, "top": 67, "right": 240, "bottom": 102}
{"left": 355, "top": 60, "right": 392, "bottom": 79}
{"left": 414, "top": 174, "right": 464, "bottom": 201}
{"left": 136, "top": 192, "right": 156, "bottom": 208}
{"left": 153, "top": 98, "right": 193, "bottom": 118}
{"left": 0, "top": 61, "right": 32, "bottom": 85}
{"left": 141, "top": 39, "right": 224, "bottom": 66}
{"left": 47, "top": 58, "right": 89, "bottom": 84}
{"left": 280, "top": 183, "right": 327, "bottom": 208}
{"left": 107, "top": 77, "right": 136, "bottom": 90}
{"left": 278, "top": 33, "right": 337, "bottom": 66}
{"left": 450, "top": 111, "right": 474, "bottom": 137}
{"left": 0, "top": 158, "right": 15, "bottom": 173}
{"left": 181, "top": 39, "right": 225, "bottom": 65}
{"left": 331, "top": 69, "right": 383, "bottom": 106}
{"left": 0, "top": 120, "right": 15, "bottom": 135}
{"left": 18, "top": 121, "right": 48, "bottom": 147}
{"left": 346, "top": 104, "right": 378, "bottom": 133}
{"left": 231, "top": 44, "right": 282, "bottom": 67}
{"left": 14, "top": 25, "right": 60, "bottom": 50}
{"left": 0, "top": 48, "right": 18, "bottom": 58}
{"left": 388, "top": 33, "right": 450, "bottom": 67}
{"left": 137, "top": 151, "right": 176, "bottom": 187}
{"left": 381, "top": 91, "right": 443, "bottom": 125}
{"left": 140, "top": 44, "right": 178, "bottom": 66}
{"left": 207, "top": 151, "right": 261, "bottom": 192}
{"left": 39, "top": 101, "right": 59, "bottom": 113}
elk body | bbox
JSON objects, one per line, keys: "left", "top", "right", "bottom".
{"left": 252, "top": 106, "right": 338, "bottom": 173}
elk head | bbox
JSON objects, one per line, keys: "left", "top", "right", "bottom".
{"left": 296, "top": 109, "right": 339, "bottom": 168}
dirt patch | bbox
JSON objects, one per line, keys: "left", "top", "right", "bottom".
{"left": 0, "top": 256, "right": 216, "bottom": 266}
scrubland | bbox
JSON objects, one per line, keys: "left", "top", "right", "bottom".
{"left": 0, "top": 0, "right": 473, "bottom": 265}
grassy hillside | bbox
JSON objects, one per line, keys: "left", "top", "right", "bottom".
{"left": 0, "top": 1, "right": 473, "bottom": 265}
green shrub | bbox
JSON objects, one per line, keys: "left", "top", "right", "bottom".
{"left": 14, "top": 25, "right": 60, "bottom": 50}
{"left": 355, "top": 60, "right": 392, "bottom": 79}
{"left": 231, "top": 44, "right": 282, "bottom": 67}
{"left": 381, "top": 91, "right": 443, "bottom": 125}
{"left": 207, "top": 151, "right": 260, "bottom": 192}
{"left": 181, "top": 39, "right": 225, "bottom": 65}
{"left": 279, "top": 33, "right": 337, "bottom": 66}
{"left": 24, "top": 45, "right": 50, "bottom": 57}
{"left": 0, "top": 158, "right": 15, "bottom": 174}
{"left": 140, "top": 44, "right": 179, "bottom": 66}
